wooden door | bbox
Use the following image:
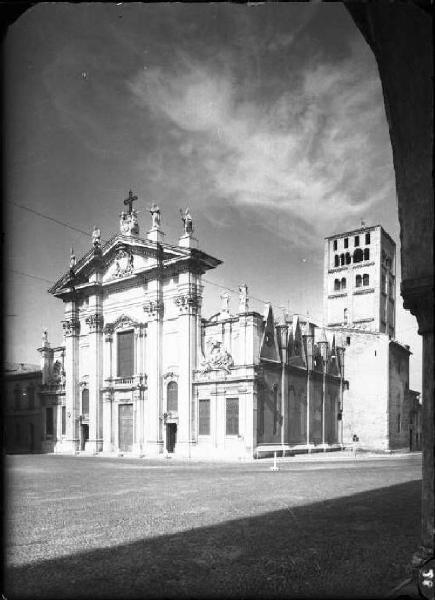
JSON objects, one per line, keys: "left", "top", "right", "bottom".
{"left": 119, "top": 404, "right": 133, "bottom": 452}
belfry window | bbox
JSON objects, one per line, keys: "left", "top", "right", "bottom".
{"left": 353, "top": 248, "right": 363, "bottom": 263}
{"left": 334, "top": 255, "right": 339, "bottom": 267}
{"left": 334, "top": 279, "right": 340, "bottom": 291}
{"left": 364, "top": 248, "right": 370, "bottom": 261}
{"left": 117, "top": 330, "right": 134, "bottom": 378}
{"left": 363, "top": 274, "right": 369, "bottom": 286}
{"left": 167, "top": 381, "right": 178, "bottom": 413}
{"left": 356, "top": 275, "right": 362, "bottom": 288}
{"left": 341, "top": 277, "right": 346, "bottom": 290}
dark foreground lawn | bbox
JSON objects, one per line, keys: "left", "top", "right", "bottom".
{"left": 5, "top": 454, "right": 421, "bottom": 599}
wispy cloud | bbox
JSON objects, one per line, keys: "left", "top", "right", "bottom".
{"left": 129, "top": 41, "right": 394, "bottom": 245}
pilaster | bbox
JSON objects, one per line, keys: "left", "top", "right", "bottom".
{"left": 174, "top": 275, "right": 202, "bottom": 456}
{"left": 85, "top": 303, "right": 104, "bottom": 454}
{"left": 143, "top": 287, "right": 164, "bottom": 456}
{"left": 62, "top": 307, "right": 80, "bottom": 453}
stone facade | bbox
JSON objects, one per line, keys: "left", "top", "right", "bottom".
{"left": 7, "top": 200, "right": 344, "bottom": 459}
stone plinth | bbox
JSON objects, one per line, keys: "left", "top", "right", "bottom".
{"left": 147, "top": 227, "right": 165, "bottom": 243}
{"left": 179, "top": 234, "right": 198, "bottom": 248}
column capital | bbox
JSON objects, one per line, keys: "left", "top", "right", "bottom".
{"left": 86, "top": 313, "right": 104, "bottom": 334}
{"left": 62, "top": 319, "right": 80, "bottom": 337}
{"left": 401, "top": 276, "right": 433, "bottom": 334}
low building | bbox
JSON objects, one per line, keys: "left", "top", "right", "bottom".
{"left": 4, "top": 363, "right": 42, "bottom": 453}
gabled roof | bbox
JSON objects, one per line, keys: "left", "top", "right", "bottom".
{"left": 48, "top": 233, "right": 222, "bottom": 299}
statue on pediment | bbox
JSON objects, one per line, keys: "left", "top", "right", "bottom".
{"left": 180, "top": 208, "right": 193, "bottom": 234}
{"left": 149, "top": 203, "right": 161, "bottom": 229}
{"left": 239, "top": 283, "right": 249, "bottom": 312}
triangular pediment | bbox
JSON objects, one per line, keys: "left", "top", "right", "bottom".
{"left": 260, "top": 304, "right": 280, "bottom": 363}
{"left": 288, "top": 317, "right": 306, "bottom": 367}
{"left": 49, "top": 233, "right": 221, "bottom": 298}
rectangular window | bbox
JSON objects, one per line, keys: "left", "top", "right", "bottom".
{"left": 46, "top": 406, "right": 54, "bottom": 436}
{"left": 117, "top": 330, "right": 134, "bottom": 377}
{"left": 62, "top": 406, "right": 66, "bottom": 435}
{"left": 226, "top": 397, "right": 239, "bottom": 436}
{"left": 344, "top": 238, "right": 348, "bottom": 248}
{"left": 365, "top": 233, "right": 371, "bottom": 244}
{"left": 198, "top": 399, "right": 210, "bottom": 435}
{"left": 354, "top": 235, "right": 360, "bottom": 247}
{"left": 333, "top": 240, "right": 337, "bottom": 251}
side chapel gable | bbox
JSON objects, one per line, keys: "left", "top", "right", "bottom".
{"left": 259, "top": 304, "right": 280, "bottom": 363}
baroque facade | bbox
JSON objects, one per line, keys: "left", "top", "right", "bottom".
{"left": 7, "top": 197, "right": 345, "bottom": 458}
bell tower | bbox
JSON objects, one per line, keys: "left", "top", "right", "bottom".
{"left": 323, "top": 224, "right": 396, "bottom": 337}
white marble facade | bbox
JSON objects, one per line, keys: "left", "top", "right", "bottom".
{"left": 41, "top": 196, "right": 343, "bottom": 458}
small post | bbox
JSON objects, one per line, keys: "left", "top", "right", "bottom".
{"left": 271, "top": 451, "right": 279, "bottom": 472}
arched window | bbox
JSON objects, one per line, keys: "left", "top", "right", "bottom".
{"left": 81, "top": 389, "right": 89, "bottom": 419}
{"left": 353, "top": 248, "right": 363, "bottom": 263}
{"left": 334, "top": 279, "right": 340, "bottom": 291}
{"left": 341, "top": 277, "right": 346, "bottom": 290}
{"left": 343, "top": 308, "right": 348, "bottom": 325}
{"left": 340, "top": 254, "right": 345, "bottom": 266}
{"left": 364, "top": 248, "right": 370, "bottom": 261}
{"left": 363, "top": 274, "right": 369, "bottom": 286}
{"left": 334, "top": 255, "right": 339, "bottom": 267}
{"left": 345, "top": 252, "right": 351, "bottom": 265}
{"left": 167, "top": 381, "right": 178, "bottom": 413}
{"left": 356, "top": 274, "right": 362, "bottom": 288}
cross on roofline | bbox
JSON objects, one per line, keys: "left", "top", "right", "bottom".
{"left": 124, "top": 190, "right": 138, "bottom": 214}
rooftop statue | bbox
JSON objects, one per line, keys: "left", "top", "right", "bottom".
{"left": 149, "top": 203, "right": 161, "bottom": 229}
{"left": 239, "top": 283, "right": 249, "bottom": 312}
{"left": 92, "top": 225, "right": 101, "bottom": 247}
{"left": 69, "top": 248, "right": 76, "bottom": 270}
{"left": 180, "top": 208, "right": 193, "bottom": 235}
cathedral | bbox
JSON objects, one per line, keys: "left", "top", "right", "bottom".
{"left": 7, "top": 194, "right": 344, "bottom": 458}
{"left": 5, "top": 198, "right": 419, "bottom": 457}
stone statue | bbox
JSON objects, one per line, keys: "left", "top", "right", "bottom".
{"left": 239, "top": 283, "right": 249, "bottom": 312}
{"left": 149, "top": 203, "right": 161, "bottom": 228}
{"left": 180, "top": 208, "right": 193, "bottom": 234}
{"left": 92, "top": 226, "right": 101, "bottom": 247}
{"left": 220, "top": 291, "right": 230, "bottom": 313}
{"left": 69, "top": 249, "right": 76, "bottom": 270}
{"left": 42, "top": 328, "right": 48, "bottom": 344}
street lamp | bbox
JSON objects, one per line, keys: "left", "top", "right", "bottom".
{"left": 302, "top": 333, "right": 314, "bottom": 453}
{"left": 318, "top": 335, "right": 329, "bottom": 452}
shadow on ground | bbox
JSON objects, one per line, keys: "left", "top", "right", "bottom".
{"left": 6, "top": 480, "right": 420, "bottom": 599}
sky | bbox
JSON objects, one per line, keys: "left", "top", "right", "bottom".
{"left": 4, "top": 3, "right": 421, "bottom": 390}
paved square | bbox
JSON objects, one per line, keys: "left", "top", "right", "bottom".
{"left": 6, "top": 454, "right": 421, "bottom": 598}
